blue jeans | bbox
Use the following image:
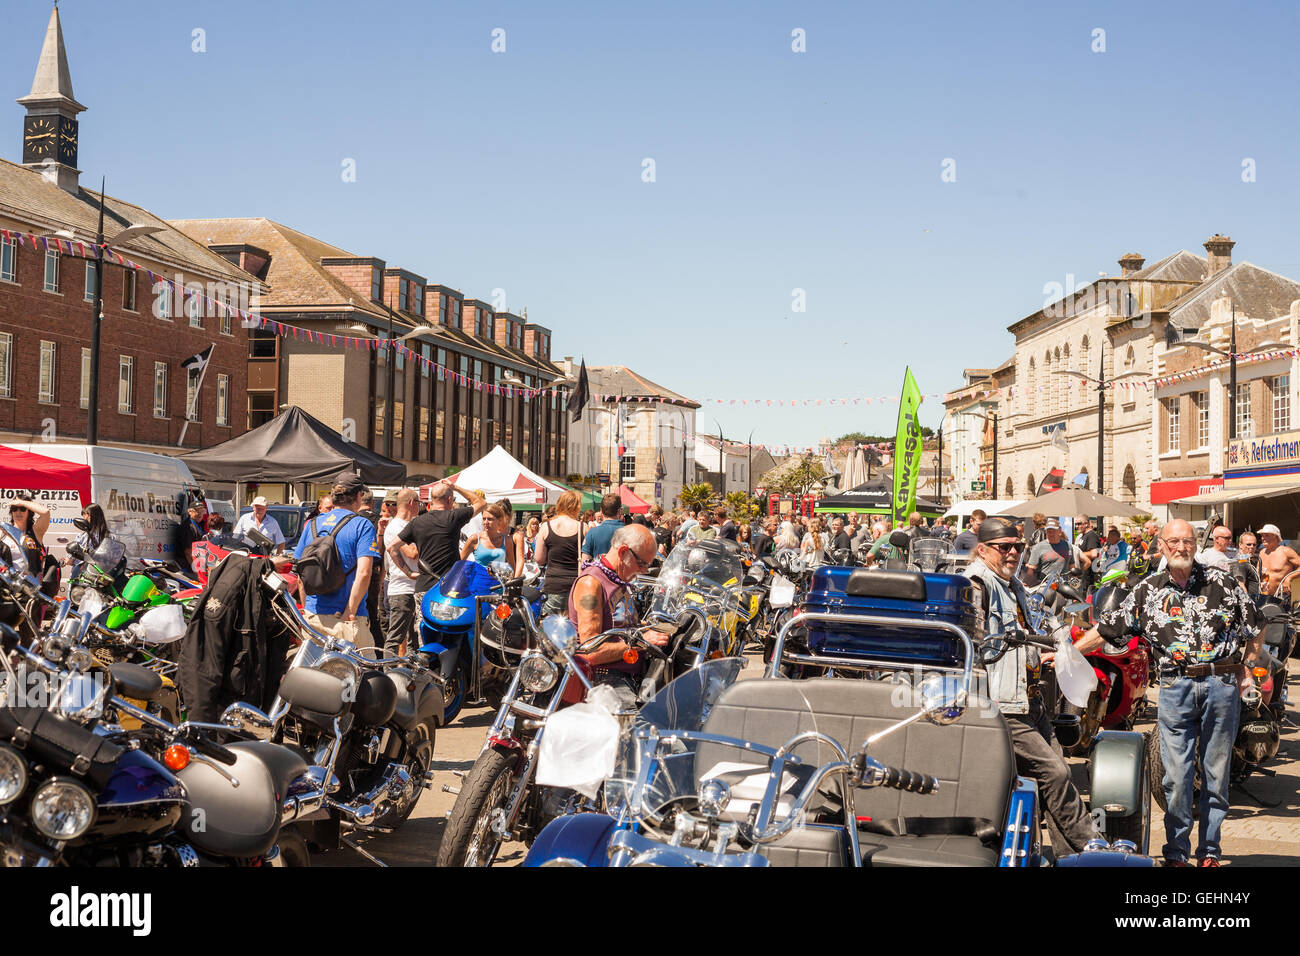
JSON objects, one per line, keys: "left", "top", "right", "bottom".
{"left": 1158, "top": 672, "right": 1241, "bottom": 862}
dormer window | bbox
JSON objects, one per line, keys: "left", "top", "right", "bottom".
{"left": 398, "top": 280, "right": 408, "bottom": 312}
{"left": 371, "top": 267, "right": 381, "bottom": 302}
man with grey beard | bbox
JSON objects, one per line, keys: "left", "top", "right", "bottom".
{"left": 1078, "top": 519, "right": 1261, "bottom": 867}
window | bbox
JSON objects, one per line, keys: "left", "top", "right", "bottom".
{"left": 122, "top": 270, "right": 136, "bottom": 311}
{"left": 38, "top": 341, "right": 56, "bottom": 404}
{"left": 419, "top": 406, "right": 429, "bottom": 444}
{"left": 186, "top": 286, "right": 203, "bottom": 327}
{"left": 219, "top": 289, "right": 231, "bottom": 333}
{"left": 413, "top": 284, "right": 424, "bottom": 317}
{"left": 44, "top": 248, "right": 59, "bottom": 292}
{"left": 439, "top": 298, "right": 448, "bottom": 326}
{"left": 421, "top": 343, "right": 430, "bottom": 378}
{"left": 79, "top": 348, "right": 90, "bottom": 409}
{"left": 186, "top": 366, "right": 200, "bottom": 421}
{"left": 0, "top": 235, "right": 16, "bottom": 282}
{"left": 398, "top": 279, "right": 408, "bottom": 312}
{"left": 1235, "top": 383, "right": 1252, "bottom": 438}
{"left": 472, "top": 417, "right": 481, "bottom": 449}
{"left": 84, "top": 261, "right": 97, "bottom": 302}
{"left": 1274, "top": 375, "right": 1291, "bottom": 432}
{"left": 118, "top": 356, "right": 134, "bottom": 413}
{"left": 153, "top": 362, "right": 168, "bottom": 418}
{"left": 248, "top": 391, "right": 275, "bottom": 429}
{"left": 217, "top": 374, "right": 229, "bottom": 426}
{"left": 452, "top": 300, "right": 461, "bottom": 326}
{"left": 155, "top": 281, "right": 171, "bottom": 320}
{"left": 1165, "top": 397, "right": 1180, "bottom": 452}
{"left": 1196, "top": 391, "right": 1209, "bottom": 448}
{"left": 393, "top": 400, "right": 404, "bottom": 440}
{"left": 249, "top": 327, "right": 276, "bottom": 358}
{"left": 371, "top": 267, "right": 381, "bottom": 303}
{"left": 374, "top": 405, "right": 384, "bottom": 437}
{"left": 436, "top": 408, "right": 445, "bottom": 444}
{"left": 621, "top": 455, "right": 637, "bottom": 482}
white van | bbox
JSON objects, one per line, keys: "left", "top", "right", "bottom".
{"left": 942, "top": 499, "right": 1028, "bottom": 531}
{"left": 5, "top": 444, "right": 203, "bottom": 566}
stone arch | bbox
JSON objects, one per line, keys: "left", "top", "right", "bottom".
{"left": 1005, "top": 476, "right": 1014, "bottom": 496}
{"left": 1027, "top": 473, "right": 1036, "bottom": 494}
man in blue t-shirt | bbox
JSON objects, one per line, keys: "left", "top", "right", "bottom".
{"left": 582, "top": 493, "right": 624, "bottom": 560}
{"left": 293, "top": 472, "right": 381, "bottom": 648}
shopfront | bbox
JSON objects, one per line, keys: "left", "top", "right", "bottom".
{"left": 1152, "top": 477, "right": 1222, "bottom": 522}
{"left": 1217, "top": 430, "right": 1300, "bottom": 539}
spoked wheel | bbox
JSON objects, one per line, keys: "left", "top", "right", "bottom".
{"left": 437, "top": 746, "right": 517, "bottom": 868}
{"left": 374, "top": 717, "right": 436, "bottom": 829}
{"left": 441, "top": 657, "right": 472, "bottom": 724}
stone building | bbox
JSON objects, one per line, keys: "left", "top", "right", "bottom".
{"left": 564, "top": 363, "right": 698, "bottom": 509}
{"left": 0, "top": 7, "right": 257, "bottom": 453}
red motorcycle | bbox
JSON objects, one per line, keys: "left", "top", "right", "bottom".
{"left": 1060, "top": 585, "right": 1150, "bottom": 756}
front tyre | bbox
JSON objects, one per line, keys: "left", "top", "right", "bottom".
{"left": 374, "top": 717, "right": 437, "bottom": 829}
{"left": 437, "top": 746, "right": 517, "bottom": 868}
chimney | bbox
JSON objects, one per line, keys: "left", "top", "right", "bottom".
{"left": 1118, "top": 253, "right": 1145, "bottom": 276}
{"left": 320, "top": 256, "right": 384, "bottom": 303}
{"left": 1204, "top": 234, "right": 1235, "bottom": 276}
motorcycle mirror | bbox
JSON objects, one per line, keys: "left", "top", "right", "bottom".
{"left": 1062, "top": 601, "right": 1091, "bottom": 617}
{"left": 221, "top": 702, "right": 274, "bottom": 739}
{"left": 918, "top": 672, "right": 967, "bottom": 724}
{"left": 540, "top": 614, "right": 579, "bottom": 655}
{"left": 490, "top": 559, "right": 513, "bottom": 582}
{"left": 72, "top": 516, "right": 91, "bottom": 533}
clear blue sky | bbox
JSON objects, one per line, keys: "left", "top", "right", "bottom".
{"left": 5, "top": 0, "right": 1299, "bottom": 450}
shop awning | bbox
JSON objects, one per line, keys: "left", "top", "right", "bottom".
{"left": 1173, "top": 484, "right": 1300, "bottom": 505}
{"left": 618, "top": 484, "right": 651, "bottom": 514}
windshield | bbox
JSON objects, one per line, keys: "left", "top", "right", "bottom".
{"left": 438, "top": 559, "right": 499, "bottom": 598}
{"left": 603, "top": 657, "right": 817, "bottom": 826}
{"left": 648, "top": 539, "right": 746, "bottom": 622}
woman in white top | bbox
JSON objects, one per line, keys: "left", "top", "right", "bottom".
{"left": 775, "top": 521, "right": 800, "bottom": 552}
{"left": 800, "top": 517, "right": 828, "bottom": 565}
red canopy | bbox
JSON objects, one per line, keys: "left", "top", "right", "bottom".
{"left": 0, "top": 445, "right": 91, "bottom": 505}
{"left": 618, "top": 484, "right": 651, "bottom": 514}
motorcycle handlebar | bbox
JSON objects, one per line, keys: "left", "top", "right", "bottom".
{"left": 181, "top": 727, "right": 239, "bottom": 766}
{"left": 875, "top": 764, "right": 939, "bottom": 794}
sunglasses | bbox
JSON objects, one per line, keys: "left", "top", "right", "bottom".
{"left": 624, "top": 546, "right": 654, "bottom": 571}
{"left": 988, "top": 541, "right": 1025, "bottom": 554}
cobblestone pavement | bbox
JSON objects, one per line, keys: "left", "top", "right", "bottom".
{"left": 319, "top": 654, "right": 1300, "bottom": 867}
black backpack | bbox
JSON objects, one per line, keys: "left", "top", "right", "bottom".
{"left": 296, "top": 514, "right": 357, "bottom": 595}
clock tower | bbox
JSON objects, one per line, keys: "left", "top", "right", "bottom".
{"left": 17, "top": 4, "right": 85, "bottom": 194}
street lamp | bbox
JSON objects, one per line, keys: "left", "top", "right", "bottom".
{"left": 502, "top": 371, "right": 568, "bottom": 476}
{"left": 1053, "top": 344, "right": 1145, "bottom": 495}
{"left": 50, "top": 181, "right": 163, "bottom": 445}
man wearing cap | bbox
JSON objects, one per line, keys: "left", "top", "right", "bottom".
{"left": 1078, "top": 519, "right": 1261, "bottom": 866}
{"left": 232, "top": 496, "right": 286, "bottom": 554}
{"left": 1257, "top": 524, "right": 1300, "bottom": 599}
{"left": 1023, "top": 519, "right": 1076, "bottom": 586}
{"left": 292, "top": 472, "right": 381, "bottom": 648}
{"left": 965, "top": 517, "right": 1098, "bottom": 855}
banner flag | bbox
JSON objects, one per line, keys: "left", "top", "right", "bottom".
{"left": 891, "top": 367, "right": 924, "bottom": 525}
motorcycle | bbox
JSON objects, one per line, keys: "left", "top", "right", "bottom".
{"left": 476, "top": 561, "right": 545, "bottom": 704}
{"left": 417, "top": 558, "right": 505, "bottom": 723}
{"left": 644, "top": 538, "right": 764, "bottom": 663}
{"left": 259, "top": 572, "right": 442, "bottom": 861}
{"left": 525, "top": 626, "right": 1152, "bottom": 867}
{"left": 1057, "top": 578, "right": 1152, "bottom": 757}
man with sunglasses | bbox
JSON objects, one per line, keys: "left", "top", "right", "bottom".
{"left": 1077, "top": 519, "right": 1261, "bottom": 867}
{"left": 569, "top": 524, "right": 667, "bottom": 703}
{"left": 966, "top": 517, "right": 1099, "bottom": 855}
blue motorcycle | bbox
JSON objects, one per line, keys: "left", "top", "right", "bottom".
{"left": 418, "top": 559, "right": 544, "bottom": 723}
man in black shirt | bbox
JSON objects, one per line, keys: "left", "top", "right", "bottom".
{"left": 751, "top": 517, "right": 777, "bottom": 558}
{"left": 716, "top": 508, "right": 737, "bottom": 542}
{"left": 953, "top": 509, "right": 984, "bottom": 552}
{"left": 392, "top": 481, "right": 487, "bottom": 594}
{"left": 1076, "top": 514, "right": 1101, "bottom": 589}
{"left": 829, "top": 516, "right": 852, "bottom": 553}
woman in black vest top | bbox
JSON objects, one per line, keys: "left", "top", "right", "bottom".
{"left": 535, "top": 490, "right": 583, "bottom": 616}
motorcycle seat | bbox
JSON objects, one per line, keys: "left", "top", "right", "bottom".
{"left": 698, "top": 678, "right": 1014, "bottom": 868}
{"left": 109, "top": 662, "right": 163, "bottom": 702}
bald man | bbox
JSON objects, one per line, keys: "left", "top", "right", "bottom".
{"left": 1080, "top": 519, "right": 1261, "bottom": 867}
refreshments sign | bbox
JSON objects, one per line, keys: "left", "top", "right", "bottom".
{"left": 1226, "top": 429, "right": 1300, "bottom": 487}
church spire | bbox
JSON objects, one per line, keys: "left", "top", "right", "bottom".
{"left": 17, "top": 4, "right": 85, "bottom": 115}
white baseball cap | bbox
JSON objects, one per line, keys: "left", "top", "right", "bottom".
{"left": 252, "top": 496, "right": 268, "bottom": 507}
{"left": 1258, "top": 523, "right": 1282, "bottom": 538}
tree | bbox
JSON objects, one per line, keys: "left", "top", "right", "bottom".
{"left": 766, "top": 455, "right": 829, "bottom": 497}
{"left": 725, "top": 491, "right": 759, "bottom": 524}
{"left": 678, "top": 482, "right": 717, "bottom": 512}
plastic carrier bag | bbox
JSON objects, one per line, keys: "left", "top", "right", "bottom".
{"left": 139, "top": 603, "right": 187, "bottom": 644}
{"left": 1054, "top": 625, "right": 1098, "bottom": 708}
{"left": 535, "top": 684, "right": 622, "bottom": 798}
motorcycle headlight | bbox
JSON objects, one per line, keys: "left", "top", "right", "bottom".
{"left": 519, "top": 655, "right": 558, "bottom": 693}
{"left": 427, "top": 603, "right": 467, "bottom": 622}
{"left": 31, "top": 779, "right": 95, "bottom": 841}
{"left": 53, "top": 671, "right": 109, "bottom": 723}
{"left": 0, "top": 745, "right": 27, "bottom": 806}
{"left": 68, "top": 584, "right": 86, "bottom": 605}
{"left": 315, "top": 653, "right": 359, "bottom": 687}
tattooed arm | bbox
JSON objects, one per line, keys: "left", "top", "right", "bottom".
{"left": 571, "top": 576, "right": 629, "bottom": 666}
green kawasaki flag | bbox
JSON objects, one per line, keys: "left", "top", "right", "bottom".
{"left": 892, "top": 367, "right": 924, "bottom": 526}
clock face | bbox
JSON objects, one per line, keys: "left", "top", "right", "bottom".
{"left": 57, "top": 117, "right": 77, "bottom": 164}
{"left": 23, "top": 117, "right": 57, "bottom": 161}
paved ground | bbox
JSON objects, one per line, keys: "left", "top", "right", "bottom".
{"left": 316, "top": 654, "right": 1300, "bottom": 867}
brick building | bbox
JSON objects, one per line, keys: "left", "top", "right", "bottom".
{"left": 166, "top": 218, "right": 568, "bottom": 484}
{"left": 0, "top": 7, "right": 256, "bottom": 452}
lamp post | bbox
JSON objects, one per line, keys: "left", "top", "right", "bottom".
{"left": 502, "top": 370, "right": 569, "bottom": 478}
{"left": 1054, "top": 344, "right": 1145, "bottom": 496}
{"left": 58, "top": 180, "right": 163, "bottom": 445}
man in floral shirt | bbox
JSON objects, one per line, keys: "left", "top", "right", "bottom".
{"left": 1076, "top": 519, "right": 1261, "bottom": 867}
